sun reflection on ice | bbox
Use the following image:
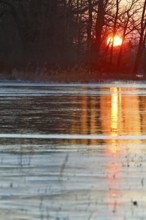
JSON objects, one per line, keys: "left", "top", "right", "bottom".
{"left": 111, "top": 87, "right": 121, "bottom": 137}
{"left": 111, "top": 87, "right": 118, "bottom": 136}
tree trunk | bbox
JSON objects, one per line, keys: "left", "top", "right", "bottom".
{"left": 95, "top": 0, "right": 105, "bottom": 57}
{"left": 117, "top": 21, "right": 128, "bottom": 70}
{"left": 87, "top": 0, "right": 93, "bottom": 64}
{"left": 109, "top": 0, "right": 119, "bottom": 66}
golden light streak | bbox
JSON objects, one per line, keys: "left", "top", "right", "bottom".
{"left": 111, "top": 87, "right": 118, "bottom": 137}
{"left": 90, "top": 97, "right": 97, "bottom": 145}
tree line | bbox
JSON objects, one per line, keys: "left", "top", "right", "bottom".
{"left": 0, "top": 0, "right": 145, "bottom": 78}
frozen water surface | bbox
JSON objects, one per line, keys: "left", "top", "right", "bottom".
{"left": 0, "top": 82, "right": 146, "bottom": 219}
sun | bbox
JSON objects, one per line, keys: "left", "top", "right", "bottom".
{"left": 107, "top": 35, "right": 123, "bottom": 47}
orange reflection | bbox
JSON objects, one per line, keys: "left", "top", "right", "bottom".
{"left": 79, "top": 95, "right": 99, "bottom": 145}
{"left": 80, "top": 95, "right": 88, "bottom": 145}
{"left": 140, "top": 96, "right": 146, "bottom": 134}
{"left": 100, "top": 87, "right": 141, "bottom": 138}
{"left": 100, "top": 87, "right": 142, "bottom": 215}
{"left": 111, "top": 87, "right": 118, "bottom": 136}
{"left": 100, "top": 87, "right": 121, "bottom": 144}
{"left": 90, "top": 97, "right": 97, "bottom": 145}
{"left": 121, "top": 89, "right": 141, "bottom": 136}
{"left": 70, "top": 96, "right": 78, "bottom": 144}
{"left": 80, "top": 95, "right": 88, "bottom": 135}
{"left": 69, "top": 86, "right": 143, "bottom": 146}
{"left": 110, "top": 87, "right": 121, "bottom": 152}
{"left": 69, "top": 94, "right": 100, "bottom": 145}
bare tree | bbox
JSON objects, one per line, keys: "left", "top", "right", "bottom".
{"left": 109, "top": 0, "right": 121, "bottom": 65}
{"left": 133, "top": 0, "right": 146, "bottom": 74}
{"left": 95, "top": 0, "right": 105, "bottom": 56}
{"left": 117, "top": 0, "right": 141, "bottom": 69}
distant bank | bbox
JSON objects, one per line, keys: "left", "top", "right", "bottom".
{"left": 0, "top": 70, "right": 144, "bottom": 83}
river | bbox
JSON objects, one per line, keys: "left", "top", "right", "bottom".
{"left": 0, "top": 81, "right": 146, "bottom": 220}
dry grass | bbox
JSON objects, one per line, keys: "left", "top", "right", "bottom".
{"left": 45, "top": 67, "right": 100, "bottom": 83}
{"left": 10, "top": 66, "right": 139, "bottom": 82}
{"left": 11, "top": 66, "right": 102, "bottom": 82}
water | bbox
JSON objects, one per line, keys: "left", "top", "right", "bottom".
{"left": 0, "top": 81, "right": 146, "bottom": 219}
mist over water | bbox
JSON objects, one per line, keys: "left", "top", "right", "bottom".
{"left": 0, "top": 82, "right": 146, "bottom": 219}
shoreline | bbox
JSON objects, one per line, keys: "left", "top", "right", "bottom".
{"left": 0, "top": 71, "right": 144, "bottom": 83}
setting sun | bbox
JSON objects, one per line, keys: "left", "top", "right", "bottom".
{"left": 107, "top": 35, "right": 123, "bottom": 47}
